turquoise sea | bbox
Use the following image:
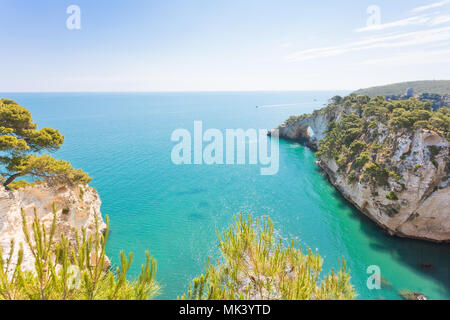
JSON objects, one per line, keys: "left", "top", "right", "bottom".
{"left": 2, "top": 92, "right": 449, "bottom": 300}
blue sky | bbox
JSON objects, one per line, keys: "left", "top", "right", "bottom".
{"left": 0, "top": 0, "right": 449, "bottom": 91}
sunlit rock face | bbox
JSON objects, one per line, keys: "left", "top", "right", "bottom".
{"left": 0, "top": 184, "right": 107, "bottom": 273}
{"left": 272, "top": 105, "right": 450, "bottom": 242}
{"left": 269, "top": 104, "right": 358, "bottom": 149}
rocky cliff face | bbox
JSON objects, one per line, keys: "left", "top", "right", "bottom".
{"left": 271, "top": 104, "right": 358, "bottom": 149}
{"left": 0, "top": 184, "right": 107, "bottom": 272}
{"left": 271, "top": 103, "right": 450, "bottom": 242}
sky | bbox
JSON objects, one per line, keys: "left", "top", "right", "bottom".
{"left": 0, "top": 0, "right": 449, "bottom": 92}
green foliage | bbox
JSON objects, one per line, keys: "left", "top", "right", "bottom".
{"left": 389, "top": 169, "right": 402, "bottom": 180}
{"left": 386, "top": 191, "right": 398, "bottom": 201}
{"left": 419, "top": 93, "right": 449, "bottom": 110}
{"left": 7, "top": 179, "right": 44, "bottom": 190}
{"left": 371, "top": 144, "right": 382, "bottom": 152}
{"left": 368, "top": 121, "right": 377, "bottom": 129}
{"left": 284, "top": 115, "right": 302, "bottom": 125}
{"left": 336, "top": 151, "right": 349, "bottom": 171}
{"left": 353, "top": 152, "right": 370, "bottom": 170}
{"left": 329, "top": 95, "right": 343, "bottom": 105}
{"left": 313, "top": 93, "right": 449, "bottom": 193}
{"left": 390, "top": 105, "right": 433, "bottom": 130}
{"left": 181, "top": 213, "right": 356, "bottom": 300}
{"left": 428, "top": 107, "right": 450, "bottom": 139}
{"left": 349, "top": 140, "right": 366, "bottom": 157}
{"left": 0, "top": 205, "right": 159, "bottom": 300}
{"left": 347, "top": 171, "right": 358, "bottom": 184}
{"left": 7, "top": 154, "right": 91, "bottom": 187}
{"left": 317, "top": 113, "right": 365, "bottom": 159}
{"left": 0, "top": 99, "right": 91, "bottom": 188}
{"left": 365, "top": 162, "right": 390, "bottom": 186}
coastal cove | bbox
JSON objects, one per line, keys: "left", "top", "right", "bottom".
{"left": 2, "top": 91, "right": 449, "bottom": 300}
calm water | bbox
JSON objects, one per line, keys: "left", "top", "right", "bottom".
{"left": 2, "top": 92, "right": 449, "bottom": 300}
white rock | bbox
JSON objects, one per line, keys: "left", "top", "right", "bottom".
{"left": 0, "top": 184, "right": 107, "bottom": 273}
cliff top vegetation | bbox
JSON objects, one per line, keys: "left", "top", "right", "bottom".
{"left": 316, "top": 94, "right": 449, "bottom": 198}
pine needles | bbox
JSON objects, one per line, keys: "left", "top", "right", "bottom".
{"left": 181, "top": 212, "right": 356, "bottom": 300}
{"left": 0, "top": 204, "right": 159, "bottom": 300}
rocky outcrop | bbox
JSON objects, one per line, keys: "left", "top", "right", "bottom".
{"left": 269, "top": 104, "right": 358, "bottom": 149}
{"left": 0, "top": 184, "right": 107, "bottom": 272}
{"left": 272, "top": 105, "right": 450, "bottom": 243}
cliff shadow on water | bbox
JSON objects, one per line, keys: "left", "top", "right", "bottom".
{"left": 281, "top": 138, "right": 450, "bottom": 299}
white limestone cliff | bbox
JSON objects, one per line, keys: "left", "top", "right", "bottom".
{"left": 0, "top": 184, "right": 107, "bottom": 272}
{"left": 271, "top": 106, "right": 450, "bottom": 242}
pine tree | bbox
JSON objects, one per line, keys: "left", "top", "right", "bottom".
{"left": 181, "top": 213, "right": 356, "bottom": 300}
{"left": 0, "top": 98, "right": 90, "bottom": 189}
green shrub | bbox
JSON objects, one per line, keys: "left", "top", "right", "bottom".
{"left": 0, "top": 205, "right": 159, "bottom": 300}
{"left": 368, "top": 121, "right": 377, "bottom": 129}
{"left": 349, "top": 140, "right": 367, "bottom": 157}
{"left": 354, "top": 152, "right": 371, "bottom": 170}
{"left": 386, "top": 191, "right": 398, "bottom": 201}
{"left": 389, "top": 169, "right": 402, "bottom": 180}
{"left": 317, "top": 113, "right": 365, "bottom": 159}
{"left": 371, "top": 144, "right": 382, "bottom": 152}
{"left": 7, "top": 180, "right": 39, "bottom": 190}
{"left": 181, "top": 213, "right": 356, "bottom": 300}
{"left": 365, "top": 162, "right": 389, "bottom": 186}
{"left": 285, "top": 115, "right": 301, "bottom": 125}
{"left": 413, "top": 120, "right": 429, "bottom": 129}
{"left": 348, "top": 171, "right": 358, "bottom": 184}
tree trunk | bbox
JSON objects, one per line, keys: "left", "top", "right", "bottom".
{"left": 3, "top": 173, "right": 22, "bottom": 190}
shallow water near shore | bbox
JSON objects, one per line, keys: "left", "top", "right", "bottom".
{"left": 2, "top": 91, "right": 449, "bottom": 300}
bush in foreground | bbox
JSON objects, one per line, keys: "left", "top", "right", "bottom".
{"left": 181, "top": 213, "right": 356, "bottom": 300}
{"left": 0, "top": 205, "right": 159, "bottom": 300}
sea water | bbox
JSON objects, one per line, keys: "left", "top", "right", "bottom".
{"left": 2, "top": 91, "right": 449, "bottom": 300}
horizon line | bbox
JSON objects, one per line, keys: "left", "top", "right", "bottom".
{"left": 2, "top": 79, "right": 447, "bottom": 94}
{"left": 0, "top": 89, "right": 354, "bottom": 94}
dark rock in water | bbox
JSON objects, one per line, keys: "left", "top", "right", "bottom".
{"left": 176, "top": 187, "right": 207, "bottom": 196}
{"left": 420, "top": 263, "right": 434, "bottom": 270}
{"left": 189, "top": 212, "right": 204, "bottom": 220}
{"left": 399, "top": 290, "right": 428, "bottom": 300}
{"left": 198, "top": 201, "right": 210, "bottom": 209}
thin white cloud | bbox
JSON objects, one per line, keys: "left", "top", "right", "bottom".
{"left": 355, "top": 16, "right": 431, "bottom": 32}
{"left": 355, "top": 11, "right": 450, "bottom": 32}
{"left": 430, "top": 14, "right": 450, "bottom": 25}
{"left": 286, "top": 26, "right": 450, "bottom": 61}
{"left": 412, "top": 0, "right": 450, "bottom": 13}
